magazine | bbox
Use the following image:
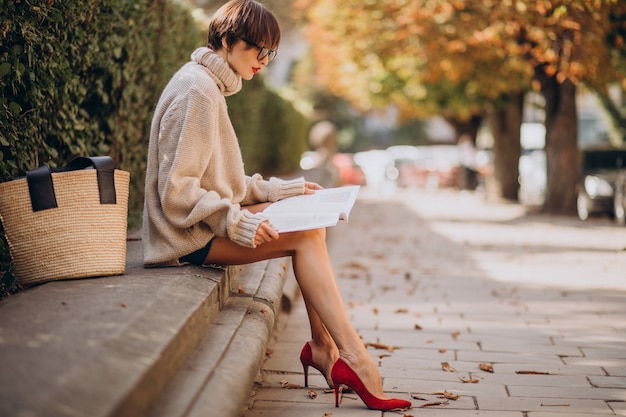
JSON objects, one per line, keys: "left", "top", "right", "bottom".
{"left": 262, "top": 185, "right": 360, "bottom": 232}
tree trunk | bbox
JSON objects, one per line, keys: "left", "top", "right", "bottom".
{"left": 489, "top": 93, "right": 524, "bottom": 201}
{"left": 445, "top": 114, "right": 483, "bottom": 144}
{"left": 536, "top": 70, "right": 579, "bottom": 215}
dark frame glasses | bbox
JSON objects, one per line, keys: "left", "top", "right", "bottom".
{"left": 242, "top": 38, "right": 277, "bottom": 62}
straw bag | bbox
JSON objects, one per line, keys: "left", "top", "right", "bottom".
{"left": 0, "top": 156, "right": 130, "bottom": 286}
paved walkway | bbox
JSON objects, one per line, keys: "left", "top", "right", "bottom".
{"left": 243, "top": 187, "right": 626, "bottom": 416}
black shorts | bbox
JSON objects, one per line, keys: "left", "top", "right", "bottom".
{"left": 179, "top": 238, "right": 214, "bottom": 265}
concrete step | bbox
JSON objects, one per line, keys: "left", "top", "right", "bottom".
{"left": 0, "top": 240, "right": 294, "bottom": 417}
{"left": 148, "top": 259, "right": 294, "bottom": 417}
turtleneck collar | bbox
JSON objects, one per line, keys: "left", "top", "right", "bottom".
{"left": 191, "top": 47, "right": 242, "bottom": 97}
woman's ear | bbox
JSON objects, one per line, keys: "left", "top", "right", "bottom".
{"left": 221, "top": 36, "right": 231, "bottom": 51}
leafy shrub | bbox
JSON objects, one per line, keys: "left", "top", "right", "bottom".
{"left": 0, "top": 0, "right": 308, "bottom": 297}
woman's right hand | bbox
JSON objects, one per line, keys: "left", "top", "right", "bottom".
{"left": 254, "top": 220, "right": 279, "bottom": 246}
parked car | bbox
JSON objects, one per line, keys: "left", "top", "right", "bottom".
{"left": 386, "top": 145, "right": 461, "bottom": 189}
{"left": 576, "top": 148, "right": 626, "bottom": 221}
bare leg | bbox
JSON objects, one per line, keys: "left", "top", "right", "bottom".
{"left": 302, "top": 296, "right": 339, "bottom": 383}
{"left": 206, "top": 227, "right": 389, "bottom": 398}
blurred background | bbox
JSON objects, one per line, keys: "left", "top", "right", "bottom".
{"left": 1, "top": 0, "right": 626, "bottom": 294}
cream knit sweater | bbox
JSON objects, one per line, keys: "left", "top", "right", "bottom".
{"left": 142, "top": 47, "right": 305, "bottom": 267}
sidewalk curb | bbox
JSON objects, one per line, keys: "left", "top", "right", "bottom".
{"left": 149, "top": 257, "right": 298, "bottom": 417}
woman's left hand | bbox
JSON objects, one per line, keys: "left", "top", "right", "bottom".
{"left": 304, "top": 181, "right": 323, "bottom": 194}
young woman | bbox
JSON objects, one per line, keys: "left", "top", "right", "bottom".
{"left": 142, "top": 0, "right": 411, "bottom": 411}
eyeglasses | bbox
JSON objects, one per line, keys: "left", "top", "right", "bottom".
{"left": 241, "top": 38, "right": 277, "bottom": 62}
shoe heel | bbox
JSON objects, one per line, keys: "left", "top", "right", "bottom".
{"left": 302, "top": 363, "right": 309, "bottom": 387}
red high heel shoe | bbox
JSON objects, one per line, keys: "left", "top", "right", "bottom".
{"left": 299, "top": 342, "right": 330, "bottom": 388}
{"left": 331, "top": 358, "right": 412, "bottom": 411}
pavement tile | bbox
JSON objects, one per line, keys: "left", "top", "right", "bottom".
{"left": 528, "top": 413, "right": 615, "bottom": 417}
{"left": 356, "top": 328, "right": 481, "bottom": 351}
{"left": 469, "top": 372, "right": 591, "bottom": 387}
{"left": 581, "top": 348, "right": 626, "bottom": 359}
{"left": 588, "top": 375, "right": 626, "bottom": 388}
{"left": 476, "top": 396, "right": 614, "bottom": 413}
{"left": 563, "top": 357, "right": 626, "bottom": 368}
{"left": 493, "top": 363, "right": 607, "bottom": 376}
{"left": 478, "top": 341, "right": 582, "bottom": 357}
{"left": 386, "top": 376, "right": 509, "bottom": 398}
{"left": 605, "top": 366, "right": 626, "bottom": 376}
{"left": 456, "top": 350, "right": 565, "bottom": 364}
{"left": 610, "top": 400, "right": 626, "bottom": 415}
{"left": 508, "top": 385, "right": 626, "bottom": 401}
{"left": 402, "top": 410, "right": 522, "bottom": 417}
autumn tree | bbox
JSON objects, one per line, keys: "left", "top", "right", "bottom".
{"left": 301, "top": 0, "right": 625, "bottom": 213}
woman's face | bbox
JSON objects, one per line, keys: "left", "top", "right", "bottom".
{"left": 224, "top": 39, "right": 272, "bottom": 80}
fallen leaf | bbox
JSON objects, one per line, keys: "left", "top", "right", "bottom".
{"left": 438, "top": 348, "right": 447, "bottom": 353}
{"left": 280, "top": 380, "right": 302, "bottom": 389}
{"left": 451, "top": 331, "right": 460, "bottom": 340}
{"left": 323, "top": 413, "right": 333, "bottom": 417}
{"left": 516, "top": 370, "right": 558, "bottom": 375}
{"left": 372, "top": 307, "right": 379, "bottom": 314}
{"left": 120, "top": 302, "right": 127, "bottom": 308}
{"left": 410, "top": 393, "right": 428, "bottom": 401}
{"left": 479, "top": 363, "right": 494, "bottom": 373}
{"left": 441, "top": 362, "right": 457, "bottom": 372}
{"left": 419, "top": 401, "right": 449, "bottom": 408}
{"left": 459, "top": 377, "right": 480, "bottom": 383}
{"left": 395, "top": 308, "right": 409, "bottom": 313}
{"left": 414, "top": 324, "right": 423, "bottom": 330}
{"left": 442, "top": 390, "right": 461, "bottom": 400}
{"left": 308, "top": 390, "right": 317, "bottom": 399}
{"left": 237, "top": 285, "right": 244, "bottom": 294}
{"left": 365, "top": 342, "right": 397, "bottom": 352}
{"left": 426, "top": 340, "right": 434, "bottom": 344}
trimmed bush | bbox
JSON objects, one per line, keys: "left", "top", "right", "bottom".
{"left": 0, "top": 1, "right": 308, "bottom": 297}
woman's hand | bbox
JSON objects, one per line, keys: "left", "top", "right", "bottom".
{"left": 254, "top": 220, "right": 279, "bottom": 246}
{"left": 304, "top": 181, "right": 323, "bottom": 194}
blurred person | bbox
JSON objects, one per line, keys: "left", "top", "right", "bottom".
{"left": 141, "top": 0, "right": 411, "bottom": 411}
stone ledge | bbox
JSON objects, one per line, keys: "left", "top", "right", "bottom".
{"left": 0, "top": 240, "right": 295, "bottom": 417}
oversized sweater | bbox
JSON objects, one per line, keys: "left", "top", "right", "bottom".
{"left": 142, "top": 47, "right": 305, "bottom": 267}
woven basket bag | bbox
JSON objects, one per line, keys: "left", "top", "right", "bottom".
{"left": 0, "top": 156, "right": 130, "bottom": 286}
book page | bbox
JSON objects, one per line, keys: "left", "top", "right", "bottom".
{"left": 262, "top": 185, "right": 360, "bottom": 232}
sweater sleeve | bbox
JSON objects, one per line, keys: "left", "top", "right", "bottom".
{"left": 241, "top": 174, "right": 306, "bottom": 205}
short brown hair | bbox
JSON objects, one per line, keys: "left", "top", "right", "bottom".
{"left": 207, "top": 0, "right": 280, "bottom": 51}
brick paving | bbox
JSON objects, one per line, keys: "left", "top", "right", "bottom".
{"left": 243, "top": 187, "right": 626, "bottom": 417}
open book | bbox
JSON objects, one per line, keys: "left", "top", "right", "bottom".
{"left": 262, "top": 185, "right": 360, "bottom": 233}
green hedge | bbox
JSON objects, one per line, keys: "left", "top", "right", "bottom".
{"left": 229, "top": 76, "right": 308, "bottom": 176}
{"left": 0, "top": 0, "right": 308, "bottom": 296}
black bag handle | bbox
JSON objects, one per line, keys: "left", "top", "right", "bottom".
{"left": 26, "top": 156, "right": 117, "bottom": 212}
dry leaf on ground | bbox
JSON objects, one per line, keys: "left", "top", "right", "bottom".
{"left": 280, "top": 379, "right": 302, "bottom": 389}
{"left": 516, "top": 370, "right": 558, "bottom": 375}
{"left": 429, "top": 390, "right": 461, "bottom": 400}
{"left": 441, "top": 362, "right": 457, "bottom": 372}
{"left": 308, "top": 390, "right": 317, "bottom": 399}
{"left": 479, "top": 363, "right": 494, "bottom": 373}
{"left": 459, "top": 377, "right": 480, "bottom": 383}
{"left": 419, "top": 401, "right": 449, "bottom": 408}
{"left": 414, "top": 324, "right": 423, "bottom": 330}
{"left": 364, "top": 342, "right": 397, "bottom": 352}
{"left": 451, "top": 331, "right": 460, "bottom": 340}
{"left": 395, "top": 308, "right": 409, "bottom": 313}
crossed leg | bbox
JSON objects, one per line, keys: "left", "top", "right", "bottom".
{"left": 205, "top": 224, "right": 389, "bottom": 399}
